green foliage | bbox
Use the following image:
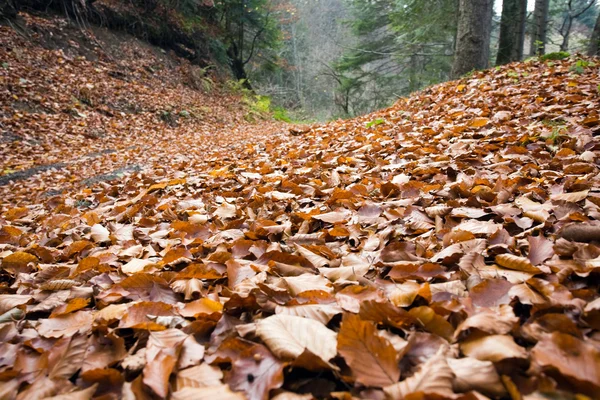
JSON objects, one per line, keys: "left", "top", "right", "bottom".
{"left": 365, "top": 118, "right": 385, "bottom": 128}
{"left": 253, "top": 96, "right": 272, "bottom": 114}
{"left": 333, "top": 0, "right": 457, "bottom": 116}
{"left": 215, "top": 0, "right": 283, "bottom": 82}
{"left": 540, "top": 51, "right": 570, "bottom": 61}
{"left": 548, "top": 125, "right": 568, "bottom": 145}
{"left": 532, "top": 40, "right": 545, "bottom": 56}
{"left": 228, "top": 79, "right": 272, "bottom": 122}
{"left": 187, "top": 66, "right": 214, "bottom": 93}
{"left": 570, "top": 58, "right": 595, "bottom": 74}
{"left": 272, "top": 106, "right": 291, "bottom": 122}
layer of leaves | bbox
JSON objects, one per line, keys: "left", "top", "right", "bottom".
{"left": 1, "top": 12, "right": 600, "bottom": 400}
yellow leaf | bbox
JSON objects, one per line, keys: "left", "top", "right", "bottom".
{"left": 469, "top": 117, "right": 489, "bottom": 128}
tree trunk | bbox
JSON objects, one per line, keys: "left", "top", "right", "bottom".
{"left": 560, "top": 16, "right": 573, "bottom": 52}
{"left": 0, "top": 0, "right": 18, "bottom": 19}
{"left": 516, "top": 0, "right": 527, "bottom": 60}
{"left": 451, "top": 0, "right": 493, "bottom": 79}
{"left": 496, "top": 0, "right": 527, "bottom": 65}
{"left": 587, "top": 7, "right": 600, "bottom": 56}
{"left": 227, "top": 44, "right": 252, "bottom": 90}
{"left": 530, "top": 0, "right": 550, "bottom": 56}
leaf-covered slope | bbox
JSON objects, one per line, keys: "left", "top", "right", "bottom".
{"left": 2, "top": 14, "right": 600, "bottom": 400}
{"left": 0, "top": 13, "right": 284, "bottom": 206}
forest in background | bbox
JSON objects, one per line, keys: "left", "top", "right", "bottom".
{"left": 264, "top": 0, "right": 600, "bottom": 120}
{"left": 2, "top": 0, "right": 600, "bottom": 120}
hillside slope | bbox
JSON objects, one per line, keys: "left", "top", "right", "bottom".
{"left": 0, "top": 13, "right": 284, "bottom": 206}
{"left": 1, "top": 14, "right": 600, "bottom": 400}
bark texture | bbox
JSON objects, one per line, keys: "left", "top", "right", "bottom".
{"left": 589, "top": 9, "right": 600, "bottom": 56}
{"left": 496, "top": 0, "right": 527, "bottom": 65}
{"left": 451, "top": 0, "right": 493, "bottom": 79}
{"left": 530, "top": 0, "right": 550, "bottom": 56}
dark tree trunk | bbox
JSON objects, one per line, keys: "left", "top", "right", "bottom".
{"left": 530, "top": 0, "right": 550, "bottom": 56}
{"left": 451, "top": 0, "right": 493, "bottom": 79}
{"left": 0, "top": 0, "right": 18, "bottom": 19}
{"left": 588, "top": 6, "right": 600, "bottom": 55}
{"left": 496, "top": 0, "right": 527, "bottom": 65}
{"left": 227, "top": 43, "right": 252, "bottom": 90}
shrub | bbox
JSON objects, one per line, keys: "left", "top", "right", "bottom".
{"left": 540, "top": 52, "right": 570, "bottom": 62}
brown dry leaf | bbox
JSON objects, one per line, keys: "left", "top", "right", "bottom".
{"left": 0, "top": 294, "right": 32, "bottom": 314}
{"left": 275, "top": 303, "right": 341, "bottom": 325}
{"left": 282, "top": 274, "right": 333, "bottom": 295}
{"left": 95, "top": 303, "right": 131, "bottom": 324}
{"left": 531, "top": 332, "right": 600, "bottom": 395}
{"left": 122, "top": 258, "right": 156, "bottom": 275}
{"left": 48, "top": 334, "right": 88, "bottom": 379}
{"left": 143, "top": 329, "right": 188, "bottom": 398}
{"left": 118, "top": 273, "right": 178, "bottom": 303}
{"left": 527, "top": 235, "right": 554, "bottom": 266}
{"left": 50, "top": 297, "right": 90, "bottom": 317}
{"left": 43, "top": 385, "right": 99, "bottom": 400}
{"left": 255, "top": 314, "right": 337, "bottom": 365}
{"left": 495, "top": 254, "right": 542, "bottom": 273}
{"left": 119, "top": 301, "right": 175, "bottom": 330}
{"left": 313, "top": 209, "right": 352, "bottom": 224}
{"left": 319, "top": 265, "right": 369, "bottom": 282}
{"left": 178, "top": 298, "right": 223, "bottom": 318}
{"left": 176, "top": 363, "right": 223, "bottom": 390}
{"left": 163, "top": 248, "right": 193, "bottom": 266}
{"left": 171, "top": 385, "right": 246, "bottom": 400}
{"left": 432, "top": 239, "right": 487, "bottom": 264}
{"left": 469, "top": 117, "right": 489, "bottom": 128}
{"left": 90, "top": 224, "right": 111, "bottom": 243}
{"left": 383, "top": 346, "right": 454, "bottom": 399}
{"left": 407, "top": 306, "right": 454, "bottom": 341}
{"left": 447, "top": 357, "right": 505, "bottom": 397}
{"left": 453, "top": 220, "right": 502, "bottom": 236}
{"left": 178, "top": 335, "right": 205, "bottom": 369}
{"left": 227, "top": 342, "right": 284, "bottom": 400}
{"left": 508, "top": 283, "right": 547, "bottom": 305}
{"left": 386, "top": 281, "right": 422, "bottom": 308}
{"left": 550, "top": 190, "right": 589, "bottom": 202}
{"left": 337, "top": 313, "right": 400, "bottom": 387}
{"left": 454, "top": 305, "right": 518, "bottom": 337}
{"left": 1, "top": 251, "right": 39, "bottom": 273}
{"left": 460, "top": 334, "right": 527, "bottom": 362}
{"left": 37, "top": 311, "right": 94, "bottom": 338}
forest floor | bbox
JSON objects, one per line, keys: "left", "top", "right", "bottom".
{"left": 2, "top": 12, "right": 600, "bottom": 400}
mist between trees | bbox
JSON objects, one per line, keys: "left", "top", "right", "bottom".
{"left": 249, "top": 0, "right": 600, "bottom": 121}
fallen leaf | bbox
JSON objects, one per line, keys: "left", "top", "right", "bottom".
{"left": 337, "top": 313, "right": 400, "bottom": 387}
{"left": 255, "top": 314, "right": 337, "bottom": 366}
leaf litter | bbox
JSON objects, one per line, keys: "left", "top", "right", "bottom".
{"left": 2, "top": 13, "right": 600, "bottom": 400}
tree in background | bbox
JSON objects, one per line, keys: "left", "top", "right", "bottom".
{"left": 333, "top": 0, "right": 457, "bottom": 116}
{"left": 589, "top": 7, "right": 600, "bottom": 54}
{"left": 451, "top": 0, "right": 493, "bottom": 78}
{"left": 215, "top": 0, "right": 282, "bottom": 89}
{"left": 531, "top": 0, "right": 550, "bottom": 55}
{"left": 249, "top": 0, "right": 352, "bottom": 120}
{"left": 496, "top": 0, "right": 527, "bottom": 64}
{"left": 555, "top": 0, "right": 597, "bottom": 51}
